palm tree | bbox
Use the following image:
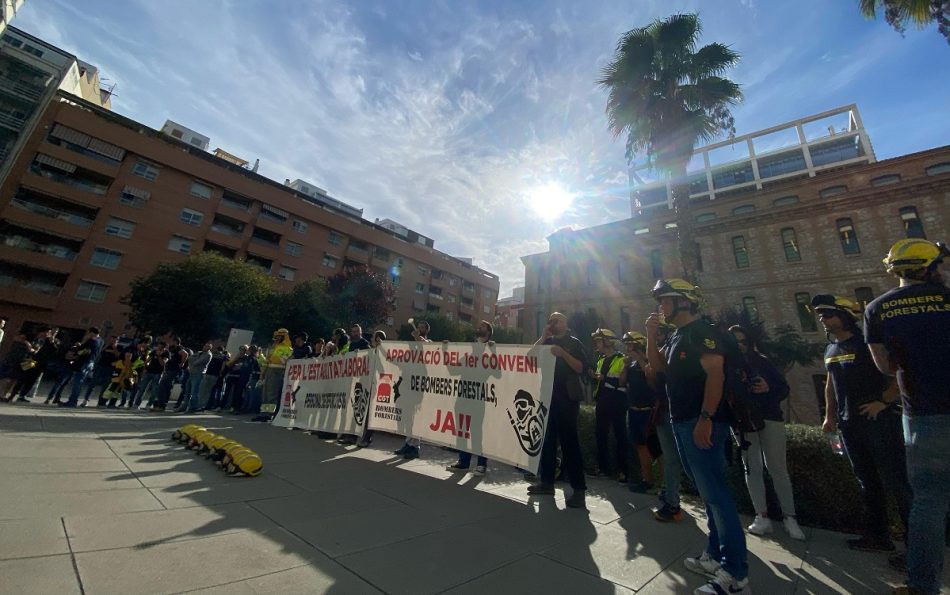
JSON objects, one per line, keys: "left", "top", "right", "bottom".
{"left": 598, "top": 13, "right": 742, "bottom": 281}
{"left": 859, "top": 0, "right": 949, "bottom": 44}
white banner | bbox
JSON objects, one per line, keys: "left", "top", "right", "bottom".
{"left": 368, "top": 342, "right": 555, "bottom": 473}
{"left": 271, "top": 353, "right": 373, "bottom": 435}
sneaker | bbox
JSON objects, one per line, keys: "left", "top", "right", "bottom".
{"left": 527, "top": 483, "right": 555, "bottom": 495}
{"left": 684, "top": 551, "right": 721, "bottom": 578}
{"left": 653, "top": 503, "right": 684, "bottom": 523}
{"left": 15, "top": 397, "right": 29, "bottom": 403}
{"left": 783, "top": 516, "right": 805, "bottom": 540}
{"left": 79, "top": 401, "right": 87, "bottom": 407}
{"left": 565, "top": 490, "right": 586, "bottom": 509}
{"left": 446, "top": 463, "right": 469, "bottom": 472}
{"left": 694, "top": 568, "right": 750, "bottom": 594}
{"left": 402, "top": 445, "right": 420, "bottom": 460}
{"left": 473, "top": 465, "right": 486, "bottom": 476}
{"left": 847, "top": 535, "right": 895, "bottom": 552}
{"left": 747, "top": 515, "right": 773, "bottom": 536}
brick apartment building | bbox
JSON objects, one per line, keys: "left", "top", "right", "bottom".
{"left": 0, "top": 92, "right": 500, "bottom": 343}
{"left": 521, "top": 106, "right": 950, "bottom": 423}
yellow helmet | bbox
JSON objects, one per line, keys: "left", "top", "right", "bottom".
{"left": 622, "top": 331, "right": 647, "bottom": 345}
{"left": 197, "top": 434, "right": 224, "bottom": 455}
{"left": 172, "top": 424, "right": 200, "bottom": 442}
{"left": 810, "top": 294, "right": 863, "bottom": 317}
{"left": 590, "top": 328, "right": 618, "bottom": 343}
{"left": 209, "top": 439, "right": 240, "bottom": 462}
{"left": 180, "top": 425, "right": 206, "bottom": 443}
{"left": 652, "top": 278, "right": 702, "bottom": 304}
{"left": 206, "top": 435, "right": 230, "bottom": 453}
{"left": 883, "top": 239, "right": 949, "bottom": 277}
{"left": 227, "top": 451, "right": 263, "bottom": 477}
{"left": 272, "top": 328, "right": 290, "bottom": 342}
{"left": 188, "top": 430, "right": 215, "bottom": 450}
{"left": 221, "top": 446, "right": 253, "bottom": 469}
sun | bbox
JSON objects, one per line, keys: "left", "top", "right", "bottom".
{"left": 525, "top": 182, "right": 574, "bottom": 221}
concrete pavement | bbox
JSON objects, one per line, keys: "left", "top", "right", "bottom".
{"left": 0, "top": 403, "right": 945, "bottom": 594}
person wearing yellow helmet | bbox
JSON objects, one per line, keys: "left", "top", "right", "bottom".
{"left": 590, "top": 328, "right": 628, "bottom": 483}
{"left": 814, "top": 293, "right": 911, "bottom": 555}
{"left": 646, "top": 278, "right": 749, "bottom": 592}
{"left": 619, "top": 330, "right": 661, "bottom": 494}
{"left": 253, "top": 328, "right": 292, "bottom": 422}
{"left": 865, "top": 239, "right": 950, "bottom": 593}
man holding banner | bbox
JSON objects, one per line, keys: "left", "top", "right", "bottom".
{"left": 528, "top": 312, "right": 588, "bottom": 509}
{"left": 446, "top": 320, "right": 495, "bottom": 475}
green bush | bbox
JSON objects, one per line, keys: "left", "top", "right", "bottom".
{"left": 577, "top": 407, "right": 949, "bottom": 539}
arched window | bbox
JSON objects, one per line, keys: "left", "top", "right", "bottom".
{"left": 781, "top": 227, "right": 801, "bottom": 262}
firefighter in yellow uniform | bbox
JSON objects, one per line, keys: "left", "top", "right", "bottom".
{"left": 591, "top": 328, "right": 629, "bottom": 482}
{"left": 253, "top": 328, "right": 293, "bottom": 422}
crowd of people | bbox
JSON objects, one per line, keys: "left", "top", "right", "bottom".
{"left": 0, "top": 238, "right": 947, "bottom": 595}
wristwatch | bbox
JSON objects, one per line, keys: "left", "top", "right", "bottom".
{"left": 699, "top": 410, "right": 713, "bottom": 420}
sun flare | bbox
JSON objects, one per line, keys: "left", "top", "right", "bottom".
{"left": 525, "top": 183, "right": 574, "bottom": 221}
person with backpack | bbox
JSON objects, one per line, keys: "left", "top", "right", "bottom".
{"left": 646, "top": 279, "right": 749, "bottom": 595}
{"left": 728, "top": 325, "right": 804, "bottom": 541}
{"left": 815, "top": 294, "right": 911, "bottom": 553}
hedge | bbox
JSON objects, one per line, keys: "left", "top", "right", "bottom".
{"left": 576, "top": 405, "right": 948, "bottom": 541}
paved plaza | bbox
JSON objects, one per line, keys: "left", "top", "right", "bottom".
{"left": 0, "top": 404, "right": 946, "bottom": 594}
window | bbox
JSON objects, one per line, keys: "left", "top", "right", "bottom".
{"left": 819, "top": 185, "right": 847, "bottom": 198}
{"left": 23, "top": 44, "right": 44, "bottom": 58}
{"left": 119, "top": 185, "right": 149, "bottom": 208}
{"left": 278, "top": 266, "right": 296, "bottom": 281}
{"left": 90, "top": 247, "right": 122, "bottom": 269}
{"left": 285, "top": 241, "right": 302, "bottom": 257}
{"left": 260, "top": 204, "right": 288, "bottom": 223}
{"left": 855, "top": 287, "right": 875, "bottom": 309}
{"left": 170, "top": 129, "right": 183, "bottom": 139}
{"left": 695, "top": 212, "right": 716, "bottom": 223}
{"left": 180, "top": 208, "right": 204, "bottom": 226}
{"left": 417, "top": 265, "right": 430, "bottom": 276}
{"left": 76, "top": 281, "right": 109, "bottom": 303}
{"left": 167, "top": 235, "right": 192, "bottom": 254}
{"left": 795, "top": 292, "right": 818, "bottom": 332}
{"left": 415, "top": 282, "right": 425, "bottom": 293}
{"left": 448, "top": 276, "right": 458, "bottom": 286}
{"left": 328, "top": 232, "right": 343, "bottom": 246}
{"left": 732, "top": 204, "right": 756, "bottom": 215}
{"left": 781, "top": 227, "right": 801, "bottom": 262}
{"left": 131, "top": 160, "right": 160, "bottom": 181}
{"left": 649, "top": 250, "right": 663, "bottom": 279}
{"left": 732, "top": 236, "right": 749, "bottom": 268}
{"left": 447, "top": 294, "right": 457, "bottom": 304}
{"left": 104, "top": 217, "right": 135, "bottom": 239}
{"left": 871, "top": 174, "right": 901, "bottom": 187}
{"left": 189, "top": 138, "right": 203, "bottom": 147}
{"left": 742, "top": 296, "right": 758, "bottom": 322}
{"left": 292, "top": 219, "right": 307, "bottom": 233}
{"left": 836, "top": 218, "right": 861, "bottom": 255}
{"left": 925, "top": 162, "right": 950, "bottom": 176}
{"left": 321, "top": 254, "right": 338, "bottom": 268}
{"left": 189, "top": 181, "right": 213, "bottom": 199}
{"left": 664, "top": 222, "right": 678, "bottom": 230}
{"left": 899, "top": 206, "right": 926, "bottom": 239}
{"left": 773, "top": 195, "right": 799, "bottom": 207}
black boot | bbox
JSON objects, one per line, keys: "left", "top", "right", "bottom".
{"left": 565, "top": 489, "right": 587, "bottom": 509}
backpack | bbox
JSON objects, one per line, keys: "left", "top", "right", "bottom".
{"left": 711, "top": 327, "right": 765, "bottom": 436}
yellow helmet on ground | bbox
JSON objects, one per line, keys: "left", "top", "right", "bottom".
{"left": 172, "top": 424, "right": 199, "bottom": 442}
{"left": 227, "top": 451, "right": 263, "bottom": 477}
{"left": 209, "top": 439, "right": 240, "bottom": 462}
{"left": 205, "top": 435, "right": 230, "bottom": 454}
{"left": 188, "top": 430, "right": 214, "bottom": 450}
{"left": 197, "top": 434, "right": 224, "bottom": 455}
{"left": 180, "top": 426, "right": 206, "bottom": 443}
{"left": 220, "top": 446, "right": 253, "bottom": 468}
{"left": 622, "top": 331, "right": 647, "bottom": 346}
{"left": 883, "top": 239, "right": 949, "bottom": 277}
{"left": 652, "top": 279, "right": 702, "bottom": 304}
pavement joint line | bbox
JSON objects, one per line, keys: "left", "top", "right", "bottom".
{"left": 55, "top": 527, "right": 255, "bottom": 557}
{"left": 61, "top": 516, "right": 87, "bottom": 595}
{"left": 171, "top": 561, "right": 316, "bottom": 594}
{"left": 429, "top": 550, "right": 538, "bottom": 594}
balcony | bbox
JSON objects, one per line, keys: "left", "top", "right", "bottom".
{"left": 0, "top": 110, "right": 26, "bottom": 132}
{"left": 6, "top": 188, "right": 98, "bottom": 229}
{"left": 245, "top": 254, "right": 273, "bottom": 275}
{"left": 29, "top": 156, "right": 112, "bottom": 196}
{"left": 40, "top": 137, "right": 121, "bottom": 177}
{"left": 345, "top": 244, "right": 370, "bottom": 264}
{"left": 0, "top": 73, "right": 43, "bottom": 101}
{"left": 250, "top": 226, "right": 281, "bottom": 249}
{"left": 0, "top": 262, "right": 67, "bottom": 310}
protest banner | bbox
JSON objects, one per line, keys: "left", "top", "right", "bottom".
{"left": 271, "top": 352, "right": 373, "bottom": 435}
{"left": 369, "top": 342, "right": 555, "bottom": 473}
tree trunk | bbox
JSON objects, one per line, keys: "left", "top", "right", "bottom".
{"left": 670, "top": 165, "right": 698, "bottom": 283}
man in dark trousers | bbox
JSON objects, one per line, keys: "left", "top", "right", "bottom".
{"left": 816, "top": 293, "right": 911, "bottom": 554}
{"left": 62, "top": 327, "right": 103, "bottom": 408}
{"left": 528, "top": 311, "right": 588, "bottom": 509}
{"left": 865, "top": 239, "right": 950, "bottom": 595}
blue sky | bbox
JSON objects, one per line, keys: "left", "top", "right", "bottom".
{"left": 17, "top": 0, "right": 950, "bottom": 296}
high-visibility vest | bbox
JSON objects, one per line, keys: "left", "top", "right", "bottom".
{"left": 594, "top": 353, "right": 625, "bottom": 399}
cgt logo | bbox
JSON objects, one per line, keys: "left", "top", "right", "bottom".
{"left": 506, "top": 389, "right": 548, "bottom": 457}
{"left": 352, "top": 382, "right": 368, "bottom": 426}
{"left": 375, "top": 373, "right": 402, "bottom": 403}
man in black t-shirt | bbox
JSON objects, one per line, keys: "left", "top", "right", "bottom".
{"left": 591, "top": 328, "right": 628, "bottom": 482}
{"left": 646, "top": 279, "right": 749, "bottom": 594}
{"left": 528, "top": 312, "right": 588, "bottom": 509}
{"left": 62, "top": 327, "right": 103, "bottom": 408}
{"left": 620, "top": 331, "right": 658, "bottom": 493}
{"left": 865, "top": 239, "right": 950, "bottom": 593}
{"left": 135, "top": 342, "right": 166, "bottom": 409}
{"left": 814, "top": 294, "right": 911, "bottom": 553}
{"left": 151, "top": 337, "right": 187, "bottom": 411}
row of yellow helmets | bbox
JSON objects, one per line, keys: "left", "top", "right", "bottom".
{"left": 171, "top": 425, "right": 263, "bottom": 477}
